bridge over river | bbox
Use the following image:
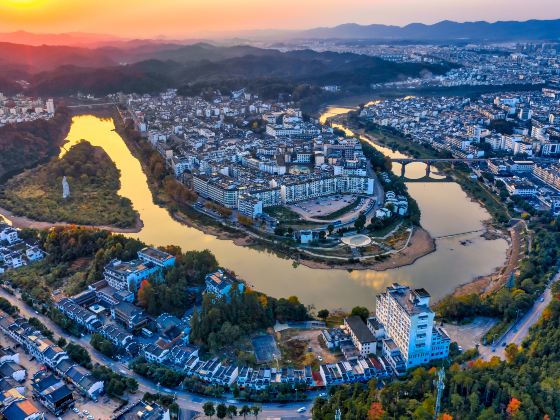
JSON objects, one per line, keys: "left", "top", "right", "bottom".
{"left": 390, "top": 157, "right": 492, "bottom": 177}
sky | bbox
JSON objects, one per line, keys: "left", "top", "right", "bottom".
{"left": 0, "top": 0, "right": 559, "bottom": 38}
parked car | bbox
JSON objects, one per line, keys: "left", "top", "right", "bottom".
{"left": 297, "top": 407, "right": 307, "bottom": 413}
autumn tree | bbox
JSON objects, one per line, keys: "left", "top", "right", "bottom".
{"left": 368, "top": 402, "right": 385, "bottom": 420}
{"left": 506, "top": 398, "right": 521, "bottom": 418}
{"left": 137, "top": 280, "right": 153, "bottom": 308}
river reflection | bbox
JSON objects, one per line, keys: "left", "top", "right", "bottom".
{"left": 51, "top": 114, "right": 507, "bottom": 310}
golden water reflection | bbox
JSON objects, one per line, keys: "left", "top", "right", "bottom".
{"left": 46, "top": 114, "right": 508, "bottom": 310}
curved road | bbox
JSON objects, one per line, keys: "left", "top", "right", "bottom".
{"left": 480, "top": 269, "right": 560, "bottom": 360}
{"left": 0, "top": 288, "right": 315, "bottom": 418}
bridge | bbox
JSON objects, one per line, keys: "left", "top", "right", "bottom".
{"left": 391, "top": 157, "right": 490, "bottom": 177}
{"left": 66, "top": 102, "right": 116, "bottom": 109}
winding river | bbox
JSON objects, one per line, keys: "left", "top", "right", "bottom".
{"left": 47, "top": 110, "right": 508, "bottom": 310}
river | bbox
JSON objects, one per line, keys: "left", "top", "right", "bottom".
{"left": 49, "top": 112, "right": 508, "bottom": 310}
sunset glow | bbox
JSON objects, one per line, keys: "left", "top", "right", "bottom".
{"left": 0, "top": 0, "right": 558, "bottom": 38}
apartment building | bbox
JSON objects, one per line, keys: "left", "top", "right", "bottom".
{"left": 103, "top": 247, "right": 175, "bottom": 293}
{"left": 376, "top": 283, "right": 450, "bottom": 369}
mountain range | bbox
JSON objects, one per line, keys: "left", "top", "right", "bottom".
{"left": 2, "top": 19, "right": 560, "bottom": 46}
{"left": 0, "top": 42, "right": 451, "bottom": 97}
{"left": 295, "top": 19, "right": 560, "bottom": 41}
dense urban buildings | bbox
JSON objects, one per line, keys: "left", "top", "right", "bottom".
{"left": 123, "top": 91, "right": 376, "bottom": 218}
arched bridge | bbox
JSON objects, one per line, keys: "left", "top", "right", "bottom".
{"left": 390, "top": 158, "right": 491, "bottom": 177}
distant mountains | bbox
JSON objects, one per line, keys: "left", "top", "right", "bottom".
{"left": 0, "top": 42, "right": 451, "bottom": 97}
{"left": 2, "top": 19, "right": 560, "bottom": 47}
{"left": 296, "top": 19, "right": 560, "bottom": 41}
{"left": 0, "top": 31, "right": 124, "bottom": 47}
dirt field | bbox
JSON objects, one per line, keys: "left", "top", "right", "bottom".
{"left": 443, "top": 317, "right": 497, "bottom": 350}
{"left": 278, "top": 329, "right": 340, "bottom": 365}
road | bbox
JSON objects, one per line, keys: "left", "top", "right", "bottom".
{"left": 0, "top": 288, "right": 314, "bottom": 418}
{"left": 479, "top": 269, "right": 560, "bottom": 360}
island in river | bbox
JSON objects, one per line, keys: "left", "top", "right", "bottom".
{"left": 0, "top": 111, "right": 510, "bottom": 310}
{"left": 0, "top": 141, "right": 139, "bottom": 230}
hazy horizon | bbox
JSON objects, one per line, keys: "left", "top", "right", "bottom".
{"left": 0, "top": 0, "right": 559, "bottom": 39}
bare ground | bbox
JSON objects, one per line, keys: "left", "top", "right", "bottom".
{"left": 451, "top": 221, "right": 524, "bottom": 298}
{"left": 0, "top": 205, "right": 143, "bottom": 233}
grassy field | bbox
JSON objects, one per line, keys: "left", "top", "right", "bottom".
{"left": 0, "top": 141, "right": 138, "bottom": 228}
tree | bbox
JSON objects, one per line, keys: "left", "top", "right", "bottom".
{"left": 350, "top": 306, "right": 370, "bottom": 322}
{"left": 505, "top": 343, "right": 519, "bottom": 363}
{"left": 355, "top": 212, "right": 367, "bottom": 231}
{"left": 65, "top": 343, "right": 92, "bottom": 369}
{"left": 506, "top": 398, "right": 521, "bottom": 417}
{"left": 368, "top": 402, "right": 385, "bottom": 420}
{"left": 227, "top": 405, "right": 238, "bottom": 419}
{"left": 240, "top": 405, "right": 251, "bottom": 418}
{"left": 203, "top": 402, "right": 215, "bottom": 418}
{"left": 318, "top": 309, "right": 330, "bottom": 321}
{"left": 216, "top": 403, "right": 227, "bottom": 419}
{"left": 251, "top": 405, "right": 262, "bottom": 418}
{"left": 91, "top": 333, "right": 116, "bottom": 358}
{"left": 137, "top": 279, "right": 153, "bottom": 308}
{"left": 126, "top": 377, "right": 139, "bottom": 393}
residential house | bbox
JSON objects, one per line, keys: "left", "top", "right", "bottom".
{"left": 31, "top": 371, "right": 75, "bottom": 416}
{"left": 111, "top": 301, "right": 148, "bottom": 331}
{"left": 1, "top": 398, "right": 44, "bottom": 420}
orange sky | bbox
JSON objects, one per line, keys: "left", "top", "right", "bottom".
{"left": 0, "top": 0, "right": 558, "bottom": 38}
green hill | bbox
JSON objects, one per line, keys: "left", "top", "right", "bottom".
{"left": 0, "top": 141, "right": 138, "bottom": 228}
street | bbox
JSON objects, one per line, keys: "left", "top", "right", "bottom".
{"left": 0, "top": 287, "right": 315, "bottom": 419}
{"left": 479, "top": 269, "right": 560, "bottom": 360}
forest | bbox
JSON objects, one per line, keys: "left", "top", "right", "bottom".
{"left": 189, "top": 291, "right": 309, "bottom": 354}
{"left": 0, "top": 140, "right": 138, "bottom": 228}
{"left": 0, "top": 107, "right": 71, "bottom": 182}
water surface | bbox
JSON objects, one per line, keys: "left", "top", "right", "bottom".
{"left": 54, "top": 115, "right": 508, "bottom": 310}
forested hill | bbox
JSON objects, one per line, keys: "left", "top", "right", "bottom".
{"left": 0, "top": 42, "right": 453, "bottom": 97}
{"left": 0, "top": 141, "right": 138, "bottom": 228}
{"left": 0, "top": 107, "right": 71, "bottom": 182}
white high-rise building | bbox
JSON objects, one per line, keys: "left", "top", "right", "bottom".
{"left": 376, "top": 283, "right": 450, "bottom": 369}
{"left": 46, "top": 98, "right": 55, "bottom": 114}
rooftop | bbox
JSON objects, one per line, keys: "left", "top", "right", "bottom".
{"left": 345, "top": 316, "right": 376, "bottom": 344}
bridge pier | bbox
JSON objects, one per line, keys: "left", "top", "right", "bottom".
{"left": 425, "top": 162, "right": 431, "bottom": 177}
{"left": 400, "top": 162, "right": 409, "bottom": 178}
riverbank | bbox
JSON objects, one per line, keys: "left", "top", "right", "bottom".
{"left": 0, "top": 204, "right": 143, "bottom": 233}
{"left": 449, "top": 220, "right": 525, "bottom": 299}
{"left": 297, "top": 226, "right": 435, "bottom": 271}
{"left": 342, "top": 113, "right": 516, "bottom": 300}
{"left": 110, "top": 107, "right": 442, "bottom": 272}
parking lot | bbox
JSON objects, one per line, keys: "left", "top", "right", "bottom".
{"left": 289, "top": 194, "right": 358, "bottom": 218}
